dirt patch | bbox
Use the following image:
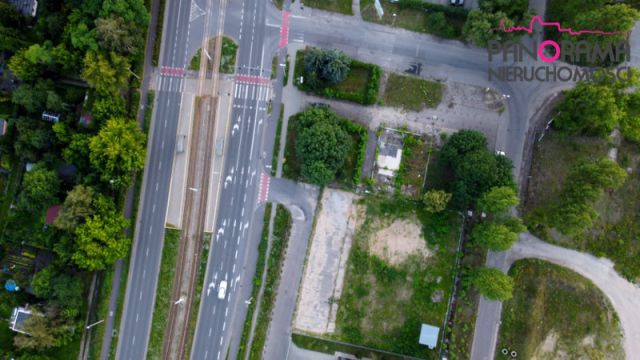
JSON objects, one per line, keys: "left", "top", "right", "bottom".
{"left": 369, "top": 218, "right": 431, "bottom": 266}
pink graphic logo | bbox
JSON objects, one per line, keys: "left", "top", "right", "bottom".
{"left": 497, "top": 16, "right": 627, "bottom": 63}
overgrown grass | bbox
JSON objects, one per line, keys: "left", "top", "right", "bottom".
{"left": 183, "top": 233, "right": 211, "bottom": 360}
{"left": 332, "top": 196, "right": 460, "bottom": 358}
{"left": 236, "top": 204, "right": 272, "bottom": 359}
{"left": 292, "top": 333, "right": 407, "bottom": 360}
{"left": 524, "top": 131, "right": 640, "bottom": 282}
{"left": 248, "top": 205, "right": 292, "bottom": 358}
{"left": 283, "top": 54, "right": 290, "bottom": 87}
{"left": 303, "top": 0, "right": 353, "bottom": 15}
{"left": 294, "top": 49, "right": 381, "bottom": 105}
{"left": 108, "top": 255, "right": 129, "bottom": 360}
{"left": 89, "top": 269, "right": 113, "bottom": 360}
{"left": 271, "top": 106, "right": 284, "bottom": 176}
{"left": 497, "top": 259, "right": 623, "bottom": 359}
{"left": 220, "top": 37, "right": 238, "bottom": 74}
{"left": 360, "top": 0, "right": 467, "bottom": 39}
{"left": 152, "top": 0, "right": 167, "bottom": 66}
{"left": 394, "top": 133, "right": 431, "bottom": 198}
{"left": 146, "top": 229, "right": 180, "bottom": 359}
{"left": 384, "top": 74, "right": 443, "bottom": 112}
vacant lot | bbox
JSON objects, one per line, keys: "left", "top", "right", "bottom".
{"left": 295, "top": 189, "right": 361, "bottom": 334}
{"left": 498, "top": 259, "right": 623, "bottom": 359}
{"left": 334, "top": 197, "right": 460, "bottom": 358}
{"left": 394, "top": 134, "right": 432, "bottom": 198}
{"left": 383, "top": 73, "right": 444, "bottom": 112}
{"left": 524, "top": 131, "right": 640, "bottom": 282}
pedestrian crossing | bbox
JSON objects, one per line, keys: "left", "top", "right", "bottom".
{"left": 232, "top": 82, "right": 271, "bottom": 101}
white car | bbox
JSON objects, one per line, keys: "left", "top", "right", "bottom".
{"left": 218, "top": 280, "right": 227, "bottom": 300}
{"left": 496, "top": 150, "right": 506, "bottom": 156}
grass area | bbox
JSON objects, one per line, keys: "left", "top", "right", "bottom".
{"left": 383, "top": 73, "right": 443, "bottom": 112}
{"left": 271, "top": 105, "right": 284, "bottom": 176}
{"left": 220, "top": 37, "right": 238, "bottom": 74}
{"left": 524, "top": 131, "right": 640, "bottom": 282}
{"left": 497, "top": 259, "right": 623, "bottom": 359}
{"left": 108, "top": 255, "right": 129, "bottom": 360}
{"left": 271, "top": 54, "right": 290, "bottom": 85}
{"left": 183, "top": 232, "right": 211, "bottom": 360}
{"left": 332, "top": 196, "right": 461, "bottom": 358}
{"left": 282, "top": 110, "right": 368, "bottom": 188}
{"left": 271, "top": 55, "right": 277, "bottom": 79}
{"left": 292, "top": 333, "right": 407, "bottom": 360}
{"left": 189, "top": 49, "right": 201, "bottom": 71}
{"left": 395, "top": 133, "right": 432, "bottom": 198}
{"left": 294, "top": 49, "right": 381, "bottom": 105}
{"left": 236, "top": 204, "right": 272, "bottom": 359}
{"left": 283, "top": 54, "right": 290, "bottom": 87}
{"left": 360, "top": 0, "right": 467, "bottom": 39}
{"left": 303, "top": 0, "right": 353, "bottom": 15}
{"left": 146, "top": 229, "right": 181, "bottom": 360}
{"left": 152, "top": 0, "right": 167, "bottom": 66}
{"left": 50, "top": 333, "right": 82, "bottom": 360}
{"left": 248, "top": 205, "right": 292, "bottom": 358}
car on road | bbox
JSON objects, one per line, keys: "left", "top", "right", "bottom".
{"left": 496, "top": 150, "right": 506, "bottom": 156}
{"left": 217, "top": 280, "right": 227, "bottom": 300}
{"left": 309, "top": 102, "right": 330, "bottom": 109}
{"left": 450, "top": 0, "right": 464, "bottom": 6}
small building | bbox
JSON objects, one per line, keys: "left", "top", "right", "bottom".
{"left": 45, "top": 205, "right": 61, "bottom": 225}
{"left": 8, "top": 0, "right": 38, "bottom": 17}
{"left": 375, "top": 128, "right": 404, "bottom": 178}
{"left": 9, "top": 306, "right": 33, "bottom": 334}
{"left": 41, "top": 111, "right": 60, "bottom": 123}
{"left": 419, "top": 323, "right": 440, "bottom": 349}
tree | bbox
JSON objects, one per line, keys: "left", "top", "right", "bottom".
{"left": 555, "top": 83, "right": 623, "bottom": 136}
{"left": 18, "top": 163, "right": 60, "bottom": 213}
{"left": 477, "top": 186, "right": 519, "bottom": 214}
{"left": 100, "top": 0, "right": 150, "bottom": 28}
{"left": 82, "top": 51, "right": 130, "bottom": 96}
{"left": 423, "top": 189, "right": 452, "bottom": 213}
{"left": 54, "top": 185, "right": 96, "bottom": 231}
{"left": 425, "top": 12, "right": 454, "bottom": 38}
{"left": 73, "top": 210, "right": 130, "bottom": 271}
{"left": 303, "top": 47, "right": 352, "bottom": 87}
{"left": 13, "top": 314, "right": 57, "bottom": 350}
{"left": 473, "top": 267, "right": 514, "bottom": 301}
{"left": 95, "top": 16, "right": 144, "bottom": 55}
{"left": 91, "top": 95, "right": 127, "bottom": 123}
{"left": 7, "top": 44, "right": 55, "bottom": 82}
{"left": 453, "top": 150, "right": 515, "bottom": 207}
{"left": 622, "top": 92, "right": 640, "bottom": 142}
{"left": 13, "top": 117, "right": 55, "bottom": 162}
{"left": 11, "top": 80, "right": 60, "bottom": 114}
{"left": 63, "top": 133, "right": 92, "bottom": 173}
{"left": 295, "top": 115, "right": 351, "bottom": 185}
{"left": 89, "top": 117, "right": 146, "bottom": 189}
{"left": 441, "top": 129, "right": 488, "bottom": 165}
{"left": 471, "top": 218, "right": 524, "bottom": 251}
{"left": 30, "top": 267, "right": 83, "bottom": 319}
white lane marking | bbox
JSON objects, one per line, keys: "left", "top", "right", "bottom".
{"left": 161, "top": 140, "right": 165, "bottom": 150}
{"left": 234, "top": 250, "right": 238, "bottom": 259}
{"left": 152, "top": 203, "right": 156, "bottom": 213}
{"left": 241, "top": 207, "right": 245, "bottom": 216}
{"left": 208, "top": 328, "right": 212, "bottom": 337}
{"left": 232, "top": 263, "right": 236, "bottom": 273}
{"left": 146, "top": 247, "right": 149, "bottom": 257}
{"left": 132, "top": 336, "right": 135, "bottom": 345}
{"left": 136, "top": 313, "right": 139, "bottom": 322}
{"left": 155, "top": 182, "right": 159, "bottom": 191}
{"left": 148, "top": 226, "right": 153, "bottom": 235}
{"left": 213, "top": 305, "right": 217, "bottom": 315}
{"left": 222, "top": 321, "right": 226, "bottom": 331}
{"left": 225, "top": 308, "right": 228, "bottom": 316}
{"left": 142, "top": 269, "right": 146, "bottom": 279}
{"left": 139, "top": 291, "right": 143, "bottom": 300}
{"left": 219, "top": 337, "right": 223, "bottom": 345}
{"left": 243, "top": 85, "right": 248, "bottom": 99}
{"left": 234, "top": 83, "right": 239, "bottom": 98}
{"left": 158, "top": 161, "right": 162, "bottom": 170}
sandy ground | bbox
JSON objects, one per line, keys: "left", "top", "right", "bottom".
{"left": 293, "top": 189, "right": 361, "bottom": 334}
{"left": 369, "top": 218, "right": 431, "bottom": 266}
{"left": 510, "top": 233, "right": 640, "bottom": 360}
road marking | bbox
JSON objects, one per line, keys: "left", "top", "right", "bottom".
{"left": 225, "top": 308, "right": 228, "bottom": 316}
{"left": 161, "top": 140, "right": 165, "bottom": 150}
{"left": 243, "top": 194, "right": 247, "bottom": 202}
{"left": 142, "top": 269, "right": 146, "bottom": 279}
{"left": 146, "top": 247, "right": 149, "bottom": 257}
{"left": 155, "top": 182, "right": 159, "bottom": 191}
{"left": 213, "top": 305, "right": 217, "bottom": 315}
{"left": 220, "top": 337, "right": 223, "bottom": 345}
{"left": 158, "top": 161, "right": 162, "bottom": 170}
{"left": 132, "top": 336, "right": 135, "bottom": 345}
{"left": 148, "top": 226, "right": 153, "bottom": 235}
{"left": 136, "top": 313, "right": 139, "bottom": 322}
{"left": 241, "top": 207, "right": 245, "bottom": 216}
{"left": 234, "top": 250, "right": 238, "bottom": 259}
{"left": 222, "top": 321, "right": 226, "bottom": 331}
{"left": 208, "top": 328, "right": 212, "bottom": 337}
{"left": 152, "top": 203, "right": 156, "bottom": 213}
{"left": 139, "top": 291, "right": 142, "bottom": 300}
{"left": 232, "top": 263, "right": 236, "bottom": 273}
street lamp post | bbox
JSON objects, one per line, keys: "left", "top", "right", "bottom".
{"left": 86, "top": 319, "right": 104, "bottom": 330}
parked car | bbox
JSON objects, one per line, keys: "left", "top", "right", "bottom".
{"left": 309, "top": 102, "right": 330, "bottom": 109}
{"left": 450, "top": 0, "right": 464, "bottom": 6}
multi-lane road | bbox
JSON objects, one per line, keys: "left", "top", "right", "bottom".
{"left": 116, "top": 0, "right": 575, "bottom": 358}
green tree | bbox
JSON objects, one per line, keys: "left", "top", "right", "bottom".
{"left": 622, "top": 92, "right": 640, "bottom": 142}
{"left": 477, "top": 186, "right": 519, "bottom": 214}
{"left": 63, "top": 133, "right": 92, "bottom": 173}
{"left": 303, "top": 47, "right": 352, "bottom": 87}
{"left": 91, "top": 95, "right": 127, "bottom": 123}
{"left": 453, "top": 151, "right": 515, "bottom": 207}
{"left": 82, "top": 51, "right": 130, "bottom": 96}
{"left": 473, "top": 267, "right": 514, "bottom": 301}
{"left": 296, "top": 118, "right": 351, "bottom": 185}
{"left": 555, "top": 83, "right": 623, "bottom": 136}
{"left": 471, "top": 222, "right": 517, "bottom": 251}
{"left": 11, "top": 80, "right": 61, "bottom": 114}
{"left": 18, "top": 163, "right": 60, "bottom": 213}
{"left": 423, "top": 189, "right": 452, "bottom": 213}
{"left": 95, "top": 16, "right": 144, "bottom": 55}
{"left": 54, "top": 185, "right": 96, "bottom": 231}
{"left": 13, "top": 117, "right": 55, "bottom": 162}
{"left": 13, "top": 314, "right": 57, "bottom": 350}
{"left": 100, "top": 0, "right": 150, "bottom": 28}
{"left": 89, "top": 117, "right": 146, "bottom": 189}
{"left": 301, "top": 161, "right": 335, "bottom": 186}
{"left": 441, "top": 129, "right": 488, "bottom": 165}
{"left": 30, "top": 267, "right": 83, "bottom": 319}
{"left": 425, "top": 12, "right": 454, "bottom": 38}
{"left": 73, "top": 210, "right": 130, "bottom": 271}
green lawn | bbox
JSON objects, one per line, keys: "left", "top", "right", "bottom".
{"left": 294, "top": 49, "right": 381, "bottom": 105}
{"left": 303, "top": 0, "right": 353, "bottom": 15}
{"left": 183, "top": 233, "right": 211, "bottom": 360}
{"left": 524, "top": 131, "right": 640, "bottom": 282}
{"left": 248, "top": 205, "right": 292, "bottom": 358}
{"left": 333, "top": 197, "right": 460, "bottom": 358}
{"left": 271, "top": 105, "right": 284, "bottom": 176}
{"left": 220, "top": 37, "right": 238, "bottom": 74}
{"left": 360, "top": 0, "right": 466, "bottom": 39}
{"left": 497, "top": 259, "right": 623, "bottom": 359}
{"left": 236, "top": 204, "right": 272, "bottom": 359}
{"left": 394, "top": 134, "right": 431, "bottom": 198}
{"left": 146, "top": 229, "right": 180, "bottom": 360}
{"left": 384, "top": 73, "right": 443, "bottom": 112}
{"left": 89, "top": 269, "right": 114, "bottom": 360}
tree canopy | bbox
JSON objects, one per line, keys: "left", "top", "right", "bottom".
{"left": 473, "top": 266, "right": 514, "bottom": 301}
{"left": 82, "top": 51, "right": 130, "bottom": 96}
{"left": 89, "top": 117, "right": 146, "bottom": 189}
{"left": 54, "top": 185, "right": 96, "bottom": 231}
{"left": 423, "top": 189, "right": 452, "bottom": 213}
{"left": 18, "top": 163, "right": 60, "bottom": 213}
{"left": 441, "top": 129, "right": 488, "bottom": 165}
{"left": 463, "top": 0, "right": 531, "bottom": 47}
{"left": 471, "top": 217, "right": 525, "bottom": 251}
{"left": 303, "top": 47, "right": 352, "bottom": 88}
{"left": 72, "top": 209, "right": 130, "bottom": 271}
{"left": 477, "top": 186, "right": 519, "bottom": 214}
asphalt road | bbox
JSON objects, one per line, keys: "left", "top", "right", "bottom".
{"left": 115, "top": 0, "right": 206, "bottom": 357}
{"left": 189, "top": 0, "right": 277, "bottom": 358}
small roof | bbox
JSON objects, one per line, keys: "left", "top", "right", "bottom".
{"left": 9, "top": 307, "right": 32, "bottom": 334}
{"left": 45, "top": 205, "right": 62, "bottom": 225}
{"left": 419, "top": 323, "right": 440, "bottom": 349}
